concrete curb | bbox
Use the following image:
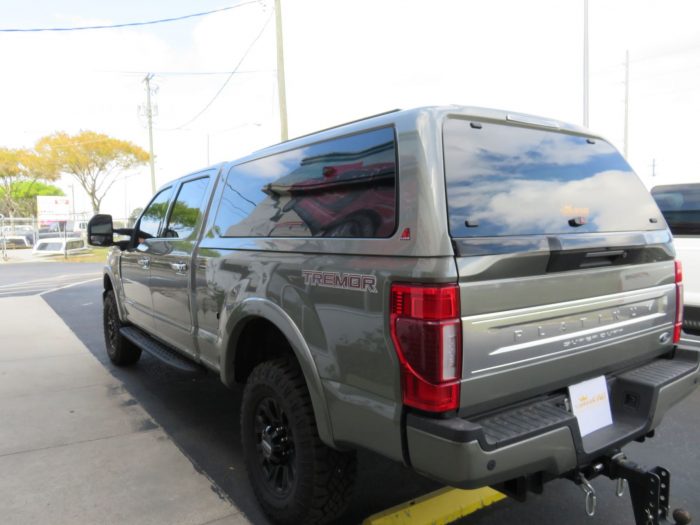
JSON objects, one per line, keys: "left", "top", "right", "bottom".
{"left": 363, "top": 486, "right": 506, "bottom": 525}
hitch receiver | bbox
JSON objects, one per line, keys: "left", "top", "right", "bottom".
{"left": 601, "top": 453, "right": 691, "bottom": 525}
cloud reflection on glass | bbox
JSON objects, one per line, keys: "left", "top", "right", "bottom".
{"left": 444, "top": 119, "right": 663, "bottom": 237}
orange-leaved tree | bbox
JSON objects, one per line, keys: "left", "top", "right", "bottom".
{"left": 36, "top": 131, "right": 149, "bottom": 214}
{"left": 0, "top": 147, "right": 58, "bottom": 217}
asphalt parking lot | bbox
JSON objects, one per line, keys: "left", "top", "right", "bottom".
{"left": 2, "top": 261, "right": 700, "bottom": 525}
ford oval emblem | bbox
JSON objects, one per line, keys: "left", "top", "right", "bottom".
{"left": 659, "top": 332, "right": 671, "bottom": 344}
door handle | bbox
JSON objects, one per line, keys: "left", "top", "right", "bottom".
{"left": 170, "top": 262, "right": 188, "bottom": 273}
{"left": 137, "top": 257, "right": 150, "bottom": 269}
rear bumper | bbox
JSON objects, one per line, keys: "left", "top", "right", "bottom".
{"left": 406, "top": 348, "right": 700, "bottom": 489}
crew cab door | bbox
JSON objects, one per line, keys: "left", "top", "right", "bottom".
{"left": 120, "top": 186, "right": 174, "bottom": 331}
{"left": 149, "top": 174, "right": 214, "bottom": 358}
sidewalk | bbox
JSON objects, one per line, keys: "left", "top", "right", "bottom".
{"left": 0, "top": 295, "right": 248, "bottom": 525}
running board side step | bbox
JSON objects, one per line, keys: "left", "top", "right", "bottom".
{"left": 120, "top": 326, "right": 204, "bottom": 373}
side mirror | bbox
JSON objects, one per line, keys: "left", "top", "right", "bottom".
{"left": 88, "top": 214, "right": 114, "bottom": 247}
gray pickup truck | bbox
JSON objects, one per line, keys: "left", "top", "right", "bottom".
{"left": 89, "top": 106, "right": 697, "bottom": 525}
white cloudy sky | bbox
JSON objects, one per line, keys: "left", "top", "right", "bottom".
{"left": 0, "top": 0, "right": 698, "bottom": 218}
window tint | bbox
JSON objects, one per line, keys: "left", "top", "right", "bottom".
{"left": 651, "top": 184, "right": 700, "bottom": 235}
{"left": 165, "top": 177, "right": 210, "bottom": 239}
{"left": 214, "top": 127, "right": 396, "bottom": 238}
{"left": 139, "top": 187, "right": 173, "bottom": 239}
{"left": 443, "top": 118, "right": 664, "bottom": 237}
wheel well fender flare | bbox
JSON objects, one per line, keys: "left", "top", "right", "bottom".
{"left": 221, "top": 297, "right": 335, "bottom": 447}
{"left": 102, "top": 266, "right": 126, "bottom": 322}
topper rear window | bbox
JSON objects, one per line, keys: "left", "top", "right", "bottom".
{"left": 443, "top": 118, "right": 664, "bottom": 238}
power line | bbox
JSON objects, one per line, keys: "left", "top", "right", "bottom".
{"left": 629, "top": 42, "right": 700, "bottom": 65}
{"left": 0, "top": 1, "right": 262, "bottom": 33}
{"left": 166, "top": 12, "right": 273, "bottom": 131}
{"left": 99, "top": 69, "right": 274, "bottom": 76}
{"left": 155, "top": 122, "right": 261, "bottom": 133}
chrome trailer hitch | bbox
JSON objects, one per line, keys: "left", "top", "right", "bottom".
{"left": 576, "top": 452, "right": 691, "bottom": 525}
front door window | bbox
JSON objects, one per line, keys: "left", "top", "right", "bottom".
{"left": 138, "top": 187, "right": 174, "bottom": 241}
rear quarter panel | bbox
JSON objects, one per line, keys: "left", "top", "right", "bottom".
{"left": 194, "top": 242, "right": 456, "bottom": 458}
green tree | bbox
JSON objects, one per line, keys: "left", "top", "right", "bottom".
{"left": 36, "top": 131, "right": 149, "bottom": 214}
{"left": 0, "top": 180, "right": 65, "bottom": 217}
{"left": 0, "top": 148, "right": 57, "bottom": 217}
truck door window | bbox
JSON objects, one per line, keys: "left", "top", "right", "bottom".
{"left": 138, "top": 187, "right": 173, "bottom": 239}
{"left": 164, "top": 177, "right": 210, "bottom": 239}
{"left": 214, "top": 126, "right": 397, "bottom": 238}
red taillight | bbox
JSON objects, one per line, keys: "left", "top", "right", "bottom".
{"left": 390, "top": 283, "right": 462, "bottom": 412}
{"left": 674, "top": 260, "right": 684, "bottom": 344}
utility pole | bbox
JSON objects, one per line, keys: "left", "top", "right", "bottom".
{"left": 143, "top": 73, "right": 156, "bottom": 194}
{"left": 69, "top": 184, "right": 75, "bottom": 221}
{"left": 0, "top": 214, "right": 6, "bottom": 262}
{"left": 583, "top": 0, "right": 589, "bottom": 127}
{"left": 652, "top": 158, "right": 656, "bottom": 178}
{"left": 274, "top": 0, "right": 289, "bottom": 141}
{"left": 624, "top": 50, "right": 630, "bottom": 158}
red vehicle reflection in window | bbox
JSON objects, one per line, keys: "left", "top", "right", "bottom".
{"left": 267, "top": 159, "right": 396, "bottom": 237}
{"left": 215, "top": 127, "right": 397, "bottom": 239}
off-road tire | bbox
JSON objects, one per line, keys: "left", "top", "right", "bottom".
{"left": 103, "top": 290, "right": 141, "bottom": 366}
{"left": 241, "top": 358, "right": 357, "bottom": 525}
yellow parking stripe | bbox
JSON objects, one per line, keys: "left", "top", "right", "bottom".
{"left": 363, "top": 486, "right": 506, "bottom": 525}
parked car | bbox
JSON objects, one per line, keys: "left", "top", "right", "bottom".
{"left": 33, "top": 237, "right": 88, "bottom": 256}
{"left": 651, "top": 183, "right": 700, "bottom": 335}
{"left": 1, "top": 225, "right": 34, "bottom": 248}
{"left": 38, "top": 220, "right": 83, "bottom": 239}
{"left": 89, "top": 106, "right": 697, "bottom": 525}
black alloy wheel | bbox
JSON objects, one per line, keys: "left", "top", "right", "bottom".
{"left": 241, "top": 358, "right": 357, "bottom": 525}
{"left": 255, "top": 396, "right": 296, "bottom": 497}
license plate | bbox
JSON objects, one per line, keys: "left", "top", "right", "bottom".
{"left": 568, "top": 375, "right": 613, "bottom": 437}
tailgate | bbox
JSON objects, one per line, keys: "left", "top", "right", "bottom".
{"left": 455, "top": 245, "right": 676, "bottom": 415}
